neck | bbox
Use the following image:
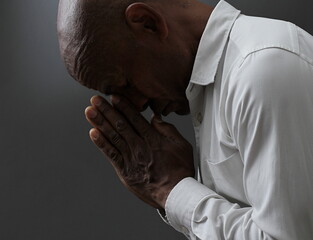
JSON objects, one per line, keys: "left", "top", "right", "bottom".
{"left": 181, "top": 1, "right": 214, "bottom": 57}
{"left": 169, "top": 1, "right": 214, "bottom": 88}
{"left": 147, "top": 0, "right": 214, "bottom": 91}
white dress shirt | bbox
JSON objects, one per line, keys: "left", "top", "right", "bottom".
{"left": 164, "top": 1, "right": 313, "bottom": 239}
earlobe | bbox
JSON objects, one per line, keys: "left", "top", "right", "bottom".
{"left": 125, "top": 3, "right": 168, "bottom": 40}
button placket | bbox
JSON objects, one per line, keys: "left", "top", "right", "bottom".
{"left": 187, "top": 85, "right": 204, "bottom": 127}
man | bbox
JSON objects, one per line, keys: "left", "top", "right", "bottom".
{"left": 57, "top": 0, "right": 313, "bottom": 239}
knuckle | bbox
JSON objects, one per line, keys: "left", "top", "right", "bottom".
{"left": 109, "top": 131, "right": 121, "bottom": 145}
{"left": 115, "top": 119, "right": 127, "bottom": 132}
{"left": 108, "top": 149, "right": 120, "bottom": 162}
{"left": 99, "top": 101, "right": 112, "bottom": 114}
{"left": 130, "top": 112, "right": 141, "bottom": 123}
{"left": 97, "top": 139, "right": 108, "bottom": 152}
{"left": 94, "top": 135, "right": 104, "bottom": 148}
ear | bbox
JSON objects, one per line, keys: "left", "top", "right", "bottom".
{"left": 125, "top": 3, "right": 169, "bottom": 41}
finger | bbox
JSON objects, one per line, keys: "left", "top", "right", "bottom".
{"left": 151, "top": 114, "right": 186, "bottom": 144}
{"left": 111, "top": 95, "right": 157, "bottom": 140}
{"left": 85, "top": 106, "right": 128, "bottom": 153}
{"left": 90, "top": 128, "right": 159, "bottom": 208}
{"left": 90, "top": 96, "right": 140, "bottom": 146}
{"left": 89, "top": 128, "right": 123, "bottom": 168}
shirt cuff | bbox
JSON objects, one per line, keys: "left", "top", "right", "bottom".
{"left": 165, "top": 177, "right": 218, "bottom": 234}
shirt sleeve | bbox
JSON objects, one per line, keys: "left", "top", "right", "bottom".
{"left": 164, "top": 48, "right": 313, "bottom": 240}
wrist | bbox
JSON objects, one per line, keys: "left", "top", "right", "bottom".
{"left": 156, "top": 177, "right": 188, "bottom": 209}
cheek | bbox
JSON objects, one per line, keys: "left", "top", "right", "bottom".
{"left": 132, "top": 78, "right": 163, "bottom": 98}
{"left": 130, "top": 68, "right": 178, "bottom": 100}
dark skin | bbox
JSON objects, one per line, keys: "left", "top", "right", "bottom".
{"left": 85, "top": 95, "right": 194, "bottom": 209}
{"left": 57, "top": 0, "right": 213, "bottom": 209}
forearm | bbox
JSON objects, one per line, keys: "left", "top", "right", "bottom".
{"left": 165, "top": 178, "right": 276, "bottom": 240}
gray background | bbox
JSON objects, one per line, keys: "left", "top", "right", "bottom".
{"left": 1, "top": 0, "right": 312, "bottom": 239}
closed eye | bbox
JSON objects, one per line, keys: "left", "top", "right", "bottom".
{"left": 101, "top": 82, "right": 130, "bottom": 96}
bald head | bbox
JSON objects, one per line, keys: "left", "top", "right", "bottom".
{"left": 57, "top": 0, "right": 213, "bottom": 113}
{"left": 58, "top": 0, "right": 129, "bottom": 87}
{"left": 57, "top": 0, "right": 185, "bottom": 88}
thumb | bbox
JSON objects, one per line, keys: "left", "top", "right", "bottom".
{"left": 151, "top": 114, "right": 185, "bottom": 142}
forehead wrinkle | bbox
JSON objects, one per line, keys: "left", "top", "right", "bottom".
{"left": 73, "top": 37, "right": 90, "bottom": 82}
{"left": 71, "top": 18, "right": 117, "bottom": 87}
{"left": 78, "top": 62, "right": 92, "bottom": 88}
{"left": 58, "top": 0, "right": 145, "bottom": 91}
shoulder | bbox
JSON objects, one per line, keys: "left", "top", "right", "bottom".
{"left": 226, "top": 47, "right": 313, "bottom": 114}
{"left": 226, "top": 14, "right": 313, "bottom": 102}
{"left": 229, "top": 14, "right": 300, "bottom": 59}
{"left": 223, "top": 48, "right": 313, "bottom": 146}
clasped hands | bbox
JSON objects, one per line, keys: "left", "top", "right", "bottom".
{"left": 85, "top": 95, "right": 195, "bottom": 209}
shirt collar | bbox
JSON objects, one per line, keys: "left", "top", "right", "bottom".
{"left": 189, "top": 0, "right": 241, "bottom": 86}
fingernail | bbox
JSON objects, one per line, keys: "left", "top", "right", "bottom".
{"left": 90, "top": 129, "right": 99, "bottom": 140}
{"left": 92, "top": 97, "right": 102, "bottom": 107}
{"left": 87, "top": 108, "right": 97, "bottom": 118}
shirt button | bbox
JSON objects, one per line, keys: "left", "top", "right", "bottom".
{"left": 196, "top": 112, "right": 203, "bottom": 124}
{"left": 192, "top": 112, "right": 203, "bottom": 127}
